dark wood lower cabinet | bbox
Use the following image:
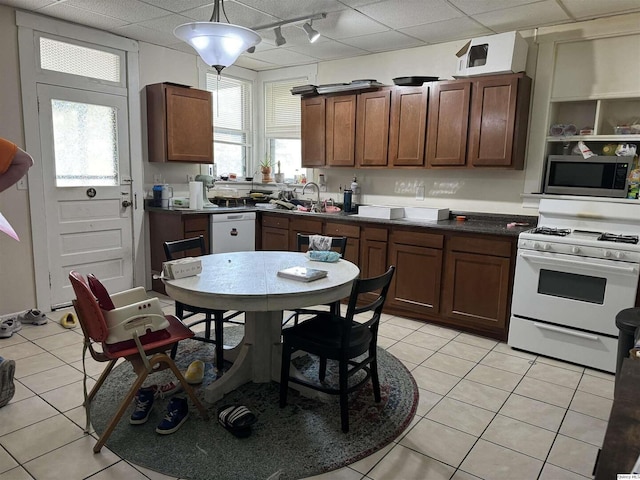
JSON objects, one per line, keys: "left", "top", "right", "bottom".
{"left": 260, "top": 214, "right": 289, "bottom": 250}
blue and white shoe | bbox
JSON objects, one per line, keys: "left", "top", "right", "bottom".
{"left": 156, "top": 397, "right": 189, "bottom": 435}
{"left": 129, "top": 387, "right": 155, "bottom": 424}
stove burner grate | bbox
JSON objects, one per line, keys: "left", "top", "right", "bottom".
{"left": 598, "top": 233, "right": 639, "bottom": 244}
{"left": 532, "top": 227, "right": 571, "bottom": 237}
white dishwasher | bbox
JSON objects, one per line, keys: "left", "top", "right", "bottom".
{"left": 210, "top": 212, "right": 256, "bottom": 253}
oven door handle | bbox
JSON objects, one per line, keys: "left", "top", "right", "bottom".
{"left": 533, "top": 322, "right": 600, "bottom": 341}
{"left": 519, "top": 251, "right": 638, "bottom": 274}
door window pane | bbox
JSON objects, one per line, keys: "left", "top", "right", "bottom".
{"left": 40, "top": 37, "right": 121, "bottom": 83}
{"left": 51, "top": 99, "right": 119, "bottom": 187}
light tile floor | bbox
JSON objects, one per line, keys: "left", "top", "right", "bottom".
{"left": 0, "top": 295, "right": 612, "bottom": 480}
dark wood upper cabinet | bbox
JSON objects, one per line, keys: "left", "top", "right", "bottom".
{"left": 388, "top": 86, "right": 428, "bottom": 167}
{"left": 301, "top": 96, "right": 326, "bottom": 168}
{"left": 146, "top": 83, "right": 213, "bottom": 163}
{"left": 468, "top": 73, "right": 531, "bottom": 169}
{"left": 426, "top": 80, "right": 471, "bottom": 167}
{"left": 356, "top": 89, "right": 391, "bottom": 167}
{"left": 326, "top": 94, "right": 357, "bottom": 166}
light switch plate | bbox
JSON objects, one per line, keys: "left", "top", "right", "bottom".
{"left": 17, "top": 178, "right": 27, "bottom": 190}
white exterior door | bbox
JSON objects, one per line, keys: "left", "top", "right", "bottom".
{"left": 37, "top": 83, "right": 133, "bottom": 308}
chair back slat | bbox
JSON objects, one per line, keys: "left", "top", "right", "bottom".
{"left": 297, "top": 233, "right": 347, "bottom": 256}
{"left": 69, "top": 271, "right": 110, "bottom": 342}
{"left": 163, "top": 236, "right": 206, "bottom": 261}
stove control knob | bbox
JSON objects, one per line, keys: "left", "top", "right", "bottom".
{"left": 615, "top": 251, "right": 625, "bottom": 259}
{"left": 532, "top": 242, "right": 540, "bottom": 250}
{"left": 542, "top": 243, "right": 551, "bottom": 251}
{"left": 571, "top": 246, "right": 581, "bottom": 254}
{"left": 603, "top": 250, "right": 611, "bottom": 258}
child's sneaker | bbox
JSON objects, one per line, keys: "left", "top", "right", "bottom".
{"left": 0, "top": 357, "right": 16, "bottom": 408}
{"left": 129, "top": 386, "right": 155, "bottom": 424}
{"left": 156, "top": 397, "right": 189, "bottom": 435}
{"left": 0, "top": 317, "right": 21, "bottom": 339}
{"left": 18, "top": 309, "right": 48, "bottom": 326}
{"left": 149, "top": 381, "right": 183, "bottom": 399}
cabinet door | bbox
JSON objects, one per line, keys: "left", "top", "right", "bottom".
{"left": 165, "top": 85, "right": 213, "bottom": 163}
{"left": 301, "top": 96, "right": 326, "bottom": 168}
{"left": 387, "top": 242, "right": 442, "bottom": 315}
{"left": 426, "top": 81, "right": 471, "bottom": 167}
{"left": 356, "top": 90, "right": 391, "bottom": 167}
{"left": 262, "top": 226, "right": 289, "bottom": 251}
{"left": 468, "top": 75, "right": 522, "bottom": 168}
{"left": 360, "top": 227, "right": 388, "bottom": 279}
{"left": 441, "top": 251, "right": 511, "bottom": 332}
{"left": 289, "top": 217, "right": 323, "bottom": 251}
{"left": 389, "top": 86, "right": 428, "bottom": 167}
{"left": 326, "top": 95, "right": 357, "bottom": 166}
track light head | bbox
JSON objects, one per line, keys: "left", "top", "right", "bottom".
{"left": 274, "top": 26, "right": 286, "bottom": 47}
{"left": 302, "top": 22, "right": 320, "bottom": 43}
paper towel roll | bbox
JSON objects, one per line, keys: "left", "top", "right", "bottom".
{"left": 189, "top": 181, "right": 203, "bottom": 210}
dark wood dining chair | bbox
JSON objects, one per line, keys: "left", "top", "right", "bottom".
{"left": 163, "top": 236, "right": 243, "bottom": 371}
{"left": 68, "top": 271, "right": 208, "bottom": 453}
{"left": 282, "top": 233, "right": 348, "bottom": 327}
{"left": 279, "top": 266, "right": 396, "bottom": 433}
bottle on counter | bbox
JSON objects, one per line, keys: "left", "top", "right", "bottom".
{"left": 350, "top": 177, "right": 360, "bottom": 208}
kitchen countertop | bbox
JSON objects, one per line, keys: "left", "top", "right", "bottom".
{"left": 146, "top": 204, "right": 537, "bottom": 237}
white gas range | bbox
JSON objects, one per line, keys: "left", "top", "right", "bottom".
{"left": 508, "top": 197, "right": 640, "bottom": 373}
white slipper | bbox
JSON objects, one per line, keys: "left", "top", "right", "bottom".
{"left": 18, "top": 309, "right": 48, "bottom": 326}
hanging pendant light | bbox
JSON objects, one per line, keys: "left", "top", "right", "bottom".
{"left": 174, "top": 0, "right": 261, "bottom": 75}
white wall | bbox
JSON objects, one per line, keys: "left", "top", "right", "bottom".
{"left": 0, "top": 6, "right": 36, "bottom": 314}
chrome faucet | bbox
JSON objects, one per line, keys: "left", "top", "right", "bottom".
{"left": 302, "top": 182, "right": 322, "bottom": 212}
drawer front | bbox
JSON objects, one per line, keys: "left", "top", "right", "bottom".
{"left": 262, "top": 214, "right": 289, "bottom": 229}
{"left": 183, "top": 215, "right": 209, "bottom": 233}
{"left": 391, "top": 229, "right": 443, "bottom": 249}
{"left": 448, "top": 236, "right": 512, "bottom": 257}
{"left": 325, "top": 222, "right": 360, "bottom": 238}
{"left": 362, "top": 227, "right": 388, "bottom": 242}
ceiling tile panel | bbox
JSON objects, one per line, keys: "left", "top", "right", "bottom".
{"left": 137, "top": 13, "right": 194, "bottom": 32}
{"left": 179, "top": 2, "right": 278, "bottom": 27}
{"left": 288, "top": 38, "right": 369, "bottom": 60}
{"left": 340, "top": 30, "right": 425, "bottom": 52}
{"left": 138, "top": 0, "right": 213, "bottom": 14}
{"left": 0, "top": 0, "right": 58, "bottom": 9}
{"left": 560, "top": 0, "right": 640, "bottom": 20}
{"left": 316, "top": 9, "right": 389, "bottom": 39}
{"left": 400, "top": 17, "right": 493, "bottom": 44}
{"left": 115, "top": 24, "right": 177, "bottom": 45}
{"left": 448, "top": 0, "right": 543, "bottom": 16}
{"left": 234, "top": 0, "right": 347, "bottom": 19}
{"left": 233, "top": 55, "right": 279, "bottom": 70}
{"left": 473, "top": 0, "right": 571, "bottom": 31}
{"left": 39, "top": 3, "right": 128, "bottom": 30}
{"left": 249, "top": 47, "right": 322, "bottom": 66}
{"left": 64, "top": 0, "right": 169, "bottom": 23}
{"left": 357, "top": 0, "right": 463, "bottom": 29}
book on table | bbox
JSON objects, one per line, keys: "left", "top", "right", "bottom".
{"left": 277, "top": 266, "right": 328, "bottom": 282}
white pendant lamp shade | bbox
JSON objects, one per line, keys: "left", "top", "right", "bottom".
{"left": 175, "top": 22, "right": 261, "bottom": 74}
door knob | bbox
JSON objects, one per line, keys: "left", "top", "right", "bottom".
{"left": 122, "top": 200, "right": 132, "bottom": 208}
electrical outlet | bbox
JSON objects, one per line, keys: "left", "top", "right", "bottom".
{"left": 16, "top": 178, "right": 28, "bottom": 190}
{"left": 416, "top": 185, "right": 425, "bottom": 201}
{"left": 187, "top": 174, "right": 195, "bottom": 182}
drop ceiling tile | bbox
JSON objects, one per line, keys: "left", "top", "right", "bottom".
{"left": 400, "top": 17, "right": 493, "bottom": 44}
{"left": 250, "top": 47, "right": 321, "bottom": 67}
{"left": 115, "top": 24, "right": 177, "bottom": 46}
{"left": 473, "top": 0, "right": 571, "bottom": 30}
{"left": 138, "top": 0, "right": 213, "bottom": 14}
{"left": 180, "top": 2, "right": 278, "bottom": 28}
{"left": 316, "top": 9, "right": 389, "bottom": 40}
{"left": 358, "top": 0, "right": 463, "bottom": 29}
{"left": 166, "top": 41, "right": 199, "bottom": 55}
{"left": 64, "top": 0, "right": 169, "bottom": 23}
{"left": 39, "top": 3, "right": 128, "bottom": 30}
{"left": 340, "top": 30, "right": 425, "bottom": 52}
{"left": 289, "top": 38, "right": 369, "bottom": 60}
{"left": 448, "top": 0, "right": 543, "bottom": 16}
{"left": 560, "top": 0, "right": 640, "bottom": 20}
{"left": 0, "top": 0, "right": 58, "bottom": 9}
{"left": 337, "top": 0, "right": 386, "bottom": 6}
{"left": 233, "top": 54, "right": 280, "bottom": 71}
{"left": 136, "top": 13, "right": 194, "bottom": 32}
{"left": 235, "top": 0, "right": 347, "bottom": 19}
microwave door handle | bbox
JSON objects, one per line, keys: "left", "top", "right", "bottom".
{"left": 519, "top": 251, "right": 638, "bottom": 274}
{"left": 533, "top": 322, "right": 600, "bottom": 341}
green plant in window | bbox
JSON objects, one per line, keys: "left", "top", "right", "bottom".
{"left": 260, "top": 155, "right": 273, "bottom": 170}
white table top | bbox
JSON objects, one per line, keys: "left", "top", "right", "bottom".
{"left": 163, "top": 251, "right": 360, "bottom": 312}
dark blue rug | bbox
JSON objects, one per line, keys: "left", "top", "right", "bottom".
{"left": 90, "top": 330, "right": 418, "bottom": 480}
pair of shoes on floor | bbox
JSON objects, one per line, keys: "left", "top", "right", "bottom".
{"left": 218, "top": 405, "right": 257, "bottom": 438}
{"left": 130, "top": 387, "right": 189, "bottom": 434}
{"left": 0, "top": 357, "right": 16, "bottom": 408}
{"left": 0, "top": 318, "right": 21, "bottom": 339}
{"left": 150, "top": 381, "right": 183, "bottom": 399}
{"left": 185, "top": 360, "right": 205, "bottom": 384}
{"left": 18, "top": 309, "right": 48, "bottom": 326}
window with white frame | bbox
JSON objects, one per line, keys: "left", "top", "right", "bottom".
{"left": 206, "top": 73, "right": 252, "bottom": 178}
{"left": 264, "top": 78, "right": 306, "bottom": 182}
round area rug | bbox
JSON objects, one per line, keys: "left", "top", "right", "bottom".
{"left": 91, "top": 328, "right": 418, "bottom": 480}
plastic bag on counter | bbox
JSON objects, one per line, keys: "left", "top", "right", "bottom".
{"left": 616, "top": 143, "right": 637, "bottom": 157}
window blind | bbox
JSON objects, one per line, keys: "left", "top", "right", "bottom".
{"left": 265, "top": 78, "right": 306, "bottom": 138}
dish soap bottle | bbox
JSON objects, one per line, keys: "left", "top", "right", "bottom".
{"left": 350, "top": 177, "right": 360, "bottom": 209}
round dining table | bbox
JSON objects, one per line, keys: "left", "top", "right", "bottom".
{"left": 163, "top": 250, "right": 360, "bottom": 403}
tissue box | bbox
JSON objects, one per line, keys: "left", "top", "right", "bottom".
{"left": 455, "top": 31, "right": 528, "bottom": 77}
{"left": 357, "top": 206, "right": 405, "bottom": 219}
{"left": 162, "top": 257, "right": 202, "bottom": 279}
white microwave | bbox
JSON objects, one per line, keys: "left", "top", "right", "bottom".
{"left": 543, "top": 155, "right": 634, "bottom": 198}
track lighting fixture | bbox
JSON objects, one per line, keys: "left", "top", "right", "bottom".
{"left": 274, "top": 26, "right": 286, "bottom": 47}
{"left": 251, "top": 13, "right": 326, "bottom": 47}
{"left": 302, "top": 21, "right": 320, "bottom": 43}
